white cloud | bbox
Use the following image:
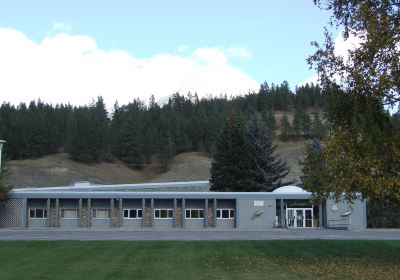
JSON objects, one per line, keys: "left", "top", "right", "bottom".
{"left": 298, "top": 32, "right": 362, "bottom": 87}
{"left": 177, "top": 44, "right": 188, "bottom": 53}
{"left": 51, "top": 22, "right": 72, "bottom": 33}
{"left": 0, "top": 28, "right": 259, "bottom": 108}
{"left": 225, "top": 46, "right": 252, "bottom": 60}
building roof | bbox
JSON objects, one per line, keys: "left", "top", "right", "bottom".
{"left": 10, "top": 181, "right": 313, "bottom": 200}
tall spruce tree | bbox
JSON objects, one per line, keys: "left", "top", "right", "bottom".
{"left": 245, "top": 115, "right": 294, "bottom": 191}
{"left": 300, "top": 138, "right": 324, "bottom": 197}
{"left": 210, "top": 111, "right": 253, "bottom": 191}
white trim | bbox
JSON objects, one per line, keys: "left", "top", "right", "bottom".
{"left": 185, "top": 209, "right": 204, "bottom": 219}
{"left": 154, "top": 209, "right": 174, "bottom": 219}
{"left": 92, "top": 208, "right": 110, "bottom": 219}
{"left": 123, "top": 208, "right": 143, "bottom": 219}
{"left": 29, "top": 208, "right": 47, "bottom": 219}
{"left": 216, "top": 208, "right": 235, "bottom": 219}
{"left": 60, "top": 208, "right": 78, "bottom": 219}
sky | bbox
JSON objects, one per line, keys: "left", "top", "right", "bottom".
{"left": 0, "top": 1, "right": 338, "bottom": 107}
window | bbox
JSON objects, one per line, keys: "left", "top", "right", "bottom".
{"left": 29, "top": 208, "right": 47, "bottom": 219}
{"left": 61, "top": 209, "right": 78, "bottom": 219}
{"left": 185, "top": 209, "right": 204, "bottom": 219}
{"left": 93, "top": 209, "right": 110, "bottom": 219}
{"left": 216, "top": 209, "right": 235, "bottom": 219}
{"left": 123, "top": 209, "right": 142, "bottom": 219}
{"left": 154, "top": 209, "right": 174, "bottom": 219}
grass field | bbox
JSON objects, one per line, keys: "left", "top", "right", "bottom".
{"left": 1, "top": 240, "right": 399, "bottom": 280}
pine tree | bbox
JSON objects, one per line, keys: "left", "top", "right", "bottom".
{"left": 312, "top": 111, "right": 326, "bottom": 138}
{"left": 246, "top": 115, "right": 294, "bottom": 191}
{"left": 300, "top": 138, "right": 324, "bottom": 198}
{"left": 210, "top": 111, "right": 253, "bottom": 191}
{"left": 292, "top": 106, "right": 304, "bottom": 137}
{"left": 0, "top": 152, "right": 11, "bottom": 202}
{"left": 279, "top": 113, "right": 293, "bottom": 139}
{"left": 301, "top": 112, "right": 312, "bottom": 138}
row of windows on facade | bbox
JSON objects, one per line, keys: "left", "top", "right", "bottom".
{"left": 29, "top": 208, "right": 236, "bottom": 219}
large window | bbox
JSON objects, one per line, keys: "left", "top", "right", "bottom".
{"left": 216, "top": 209, "right": 235, "bottom": 219}
{"left": 61, "top": 209, "right": 78, "bottom": 219}
{"left": 29, "top": 208, "right": 47, "bottom": 219}
{"left": 154, "top": 209, "right": 173, "bottom": 219}
{"left": 185, "top": 209, "right": 204, "bottom": 219}
{"left": 93, "top": 209, "right": 110, "bottom": 219}
{"left": 123, "top": 209, "right": 142, "bottom": 219}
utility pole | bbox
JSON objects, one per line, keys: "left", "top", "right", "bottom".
{"left": 0, "top": 140, "right": 6, "bottom": 173}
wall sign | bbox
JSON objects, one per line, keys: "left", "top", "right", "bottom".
{"left": 254, "top": 200, "right": 264, "bottom": 206}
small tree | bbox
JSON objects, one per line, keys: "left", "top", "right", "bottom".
{"left": 246, "top": 115, "right": 294, "bottom": 191}
{"left": 210, "top": 111, "right": 253, "bottom": 191}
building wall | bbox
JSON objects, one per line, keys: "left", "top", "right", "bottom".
{"left": 91, "top": 199, "right": 112, "bottom": 228}
{"left": 216, "top": 199, "right": 235, "bottom": 228}
{"left": 236, "top": 199, "right": 276, "bottom": 229}
{"left": 59, "top": 199, "right": 79, "bottom": 228}
{"left": 153, "top": 199, "right": 174, "bottom": 228}
{"left": 326, "top": 197, "right": 367, "bottom": 230}
{"left": 185, "top": 199, "right": 206, "bottom": 228}
{"left": 27, "top": 199, "right": 47, "bottom": 228}
{"left": 122, "top": 199, "right": 142, "bottom": 228}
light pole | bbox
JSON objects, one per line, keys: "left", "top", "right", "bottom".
{"left": 0, "top": 140, "right": 6, "bottom": 173}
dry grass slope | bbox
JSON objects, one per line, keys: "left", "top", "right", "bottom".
{"left": 4, "top": 140, "right": 305, "bottom": 188}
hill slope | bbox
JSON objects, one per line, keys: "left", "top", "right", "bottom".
{"left": 4, "top": 140, "right": 305, "bottom": 188}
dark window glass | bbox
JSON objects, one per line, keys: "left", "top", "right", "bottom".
{"left": 138, "top": 209, "right": 142, "bottom": 218}
{"left": 168, "top": 210, "right": 173, "bottom": 218}
{"left": 124, "top": 210, "right": 129, "bottom": 218}
{"left": 161, "top": 210, "right": 167, "bottom": 218}
{"left": 217, "top": 210, "right": 221, "bottom": 218}
{"left": 29, "top": 210, "right": 35, "bottom": 218}
{"left": 36, "top": 209, "right": 44, "bottom": 218}
{"left": 222, "top": 210, "right": 229, "bottom": 218}
{"left": 199, "top": 210, "right": 204, "bottom": 218}
{"left": 192, "top": 210, "right": 199, "bottom": 218}
{"left": 186, "top": 210, "right": 190, "bottom": 218}
{"left": 155, "top": 210, "right": 160, "bottom": 218}
{"left": 230, "top": 210, "right": 235, "bottom": 218}
{"left": 130, "top": 210, "right": 136, "bottom": 218}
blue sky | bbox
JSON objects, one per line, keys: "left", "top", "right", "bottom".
{"left": 0, "top": 1, "right": 337, "bottom": 106}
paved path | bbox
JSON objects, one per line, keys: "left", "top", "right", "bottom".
{"left": 0, "top": 228, "right": 399, "bottom": 241}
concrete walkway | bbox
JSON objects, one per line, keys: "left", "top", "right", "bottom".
{"left": 0, "top": 228, "right": 399, "bottom": 241}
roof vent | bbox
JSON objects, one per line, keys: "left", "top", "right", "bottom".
{"left": 73, "top": 181, "right": 91, "bottom": 187}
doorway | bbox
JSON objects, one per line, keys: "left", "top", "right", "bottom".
{"left": 286, "top": 208, "right": 313, "bottom": 228}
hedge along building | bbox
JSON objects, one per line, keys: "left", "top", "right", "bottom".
{"left": 0, "top": 181, "right": 367, "bottom": 230}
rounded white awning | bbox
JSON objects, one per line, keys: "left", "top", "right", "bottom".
{"left": 272, "top": 185, "right": 307, "bottom": 193}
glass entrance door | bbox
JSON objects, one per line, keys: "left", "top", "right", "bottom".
{"left": 286, "top": 208, "right": 314, "bottom": 228}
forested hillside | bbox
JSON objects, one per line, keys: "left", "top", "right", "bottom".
{"left": 0, "top": 81, "right": 330, "bottom": 169}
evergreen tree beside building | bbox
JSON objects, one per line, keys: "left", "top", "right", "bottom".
{"left": 210, "top": 111, "right": 253, "bottom": 191}
{"left": 245, "top": 115, "right": 294, "bottom": 191}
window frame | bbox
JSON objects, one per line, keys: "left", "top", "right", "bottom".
{"left": 92, "top": 208, "right": 111, "bottom": 219}
{"left": 29, "top": 208, "right": 47, "bottom": 219}
{"left": 154, "top": 209, "right": 174, "bottom": 219}
{"left": 60, "top": 208, "right": 79, "bottom": 219}
{"left": 216, "top": 208, "right": 235, "bottom": 219}
{"left": 123, "top": 208, "right": 143, "bottom": 219}
{"left": 185, "top": 209, "right": 205, "bottom": 219}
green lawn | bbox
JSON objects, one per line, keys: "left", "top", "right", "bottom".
{"left": 1, "top": 240, "right": 399, "bottom": 280}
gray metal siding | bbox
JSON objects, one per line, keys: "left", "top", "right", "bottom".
{"left": 326, "top": 197, "right": 367, "bottom": 229}
{"left": 236, "top": 199, "right": 276, "bottom": 229}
